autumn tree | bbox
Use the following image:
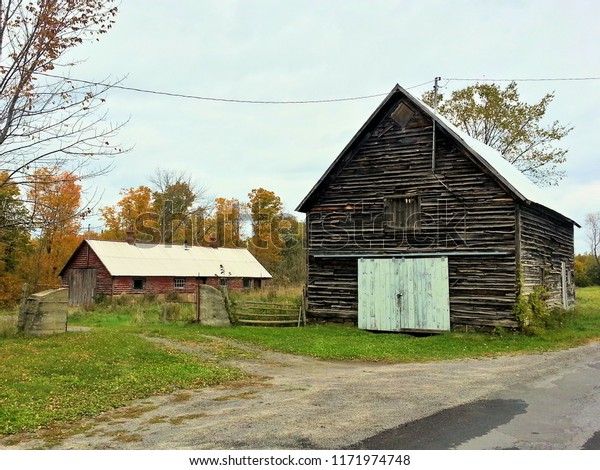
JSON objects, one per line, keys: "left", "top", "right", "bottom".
{"left": 0, "top": 0, "right": 125, "bottom": 224}
{"left": 212, "top": 197, "right": 242, "bottom": 247}
{"left": 150, "top": 169, "right": 207, "bottom": 244}
{"left": 22, "top": 168, "right": 83, "bottom": 289}
{"left": 99, "top": 185, "right": 154, "bottom": 241}
{"left": 422, "top": 82, "right": 572, "bottom": 186}
{"left": 247, "top": 188, "right": 284, "bottom": 274}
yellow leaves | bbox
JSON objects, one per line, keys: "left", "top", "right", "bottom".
{"left": 99, "top": 186, "right": 155, "bottom": 241}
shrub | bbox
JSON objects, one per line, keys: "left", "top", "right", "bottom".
{"left": 514, "top": 284, "right": 572, "bottom": 335}
{"left": 142, "top": 292, "right": 157, "bottom": 303}
{"left": 165, "top": 292, "right": 181, "bottom": 302}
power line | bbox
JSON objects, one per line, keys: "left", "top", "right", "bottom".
{"left": 447, "top": 76, "right": 600, "bottom": 83}
{"left": 35, "top": 72, "right": 600, "bottom": 105}
{"left": 36, "top": 72, "right": 433, "bottom": 104}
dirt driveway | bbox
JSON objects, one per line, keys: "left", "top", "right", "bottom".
{"left": 2, "top": 335, "right": 599, "bottom": 450}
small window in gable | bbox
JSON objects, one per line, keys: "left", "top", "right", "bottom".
{"left": 390, "top": 102, "right": 415, "bottom": 128}
{"left": 384, "top": 196, "right": 421, "bottom": 230}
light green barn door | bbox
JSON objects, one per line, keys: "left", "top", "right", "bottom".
{"left": 358, "top": 257, "right": 450, "bottom": 332}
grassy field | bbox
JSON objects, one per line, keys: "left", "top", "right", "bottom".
{"left": 0, "top": 317, "right": 243, "bottom": 435}
{"left": 1, "top": 286, "right": 599, "bottom": 435}
{"left": 128, "top": 286, "right": 600, "bottom": 363}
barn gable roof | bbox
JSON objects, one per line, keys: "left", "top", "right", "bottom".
{"left": 296, "top": 84, "right": 578, "bottom": 226}
{"left": 60, "top": 240, "right": 272, "bottom": 279}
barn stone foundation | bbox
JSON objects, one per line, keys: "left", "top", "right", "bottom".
{"left": 18, "top": 288, "right": 68, "bottom": 336}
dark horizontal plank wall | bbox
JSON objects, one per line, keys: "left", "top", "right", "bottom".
{"left": 306, "top": 97, "right": 519, "bottom": 328}
{"left": 518, "top": 203, "right": 575, "bottom": 308}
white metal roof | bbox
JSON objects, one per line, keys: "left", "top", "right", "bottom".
{"left": 86, "top": 240, "right": 272, "bottom": 278}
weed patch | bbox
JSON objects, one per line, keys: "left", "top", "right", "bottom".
{"left": 169, "top": 413, "right": 207, "bottom": 425}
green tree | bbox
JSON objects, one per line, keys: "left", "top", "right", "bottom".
{"left": 149, "top": 169, "right": 209, "bottom": 244}
{"left": 0, "top": 173, "right": 30, "bottom": 304}
{"left": 423, "top": 82, "right": 572, "bottom": 186}
{"left": 274, "top": 216, "right": 306, "bottom": 285}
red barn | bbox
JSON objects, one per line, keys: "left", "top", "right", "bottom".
{"left": 60, "top": 240, "right": 272, "bottom": 306}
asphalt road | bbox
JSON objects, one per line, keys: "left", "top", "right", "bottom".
{"left": 352, "top": 343, "right": 600, "bottom": 450}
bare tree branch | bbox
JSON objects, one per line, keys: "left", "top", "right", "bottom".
{"left": 0, "top": 0, "right": 126, "bottom": 231}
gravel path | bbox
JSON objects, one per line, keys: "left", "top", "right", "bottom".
{"left": 2, "top": 335, "right": 599, "bottom": 450}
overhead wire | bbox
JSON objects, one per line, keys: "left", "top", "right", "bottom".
{"left": 446, "top": 76, "right": 600, "bottom": 83}
{"left": 33, "top": 72, "right": 600, "bottom": 105}
{"left": 36, "top": 72, "right": 433, "bottom": 104}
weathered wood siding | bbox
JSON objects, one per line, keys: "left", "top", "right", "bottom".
{"left": 60, "top": 243, "right": 112, "bottom": 296}
{"left": 306, "top": 96, "right": 519, "bottom": 328}
{"left": 518, "top": 203, "right": 575, "bottom": 308}
{"left": 68, "top": 268, "right": 97, "bottom": 306}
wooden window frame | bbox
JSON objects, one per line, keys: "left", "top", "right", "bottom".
{"left": 132, "top": 277, "right": 146, "bottom": 291}
{"left": 384, "top": 195, "right": 422, "bottom": 230}
{"left": 174, "top": 278, "right": 185, "bottom": 290}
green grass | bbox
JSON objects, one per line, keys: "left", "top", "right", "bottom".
{"left": 2, "top": 286, "right": 599, "bottom": 436}
{"left": 0, "top": 329, "right": 243, "bottom": 435}
{"left": 172, "top": 286, "right": 600, "bottom": 362}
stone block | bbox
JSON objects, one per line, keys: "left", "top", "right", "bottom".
{"left": 17, "top": 288, "right": 68, "bottom": 336}
{"left": 198, "top": 285, "right": 231, "bottom": 327}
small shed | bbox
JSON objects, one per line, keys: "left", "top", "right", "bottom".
{"left": 296, "top": 84, "right": 578, "bottom": 332}
{"left": 60, "top": 240, "right": 272, "bottom": 306}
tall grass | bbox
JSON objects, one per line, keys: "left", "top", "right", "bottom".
{"left": 229, "top": 284, "right": 302, "bottom": 304}
{"left": 0, "top": 316, "right": 17, "bottom": 339}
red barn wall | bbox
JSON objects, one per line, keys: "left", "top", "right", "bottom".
{"left": 62, "top": 241, "right": 271, "bottom": 300}
{"left": 60, "top": 243, "right": 113, "bottom": 295}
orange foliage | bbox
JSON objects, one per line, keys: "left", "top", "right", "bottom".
{"left": 214, "top": 197, "right": 242, "bottom": 247}
{"left": 22, "top": 168, "right": 83, "bottom": 289}
{"left": 99, "top": 186, "right": 156, "bottom": 241}
{"left": 247, "top": 188, "right": 284, "bottom": 274}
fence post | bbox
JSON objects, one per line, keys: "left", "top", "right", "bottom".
{"left": 196, "top": 284, "right": 201, "bottom": 323}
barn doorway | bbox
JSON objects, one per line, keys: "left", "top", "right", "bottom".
{"left": 358, "top": 257, "right": 450, "bottom": 332}
{"left": 68, "top": 268, "right": 97, "bottom": 306}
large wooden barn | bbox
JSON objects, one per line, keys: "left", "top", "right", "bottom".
{"left": 60, "top": 239, "right": 271, "bottom": 306}
{"left": 296, "top": 84, "right": 578, "bottom": 332}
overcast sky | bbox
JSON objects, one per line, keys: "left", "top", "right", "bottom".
{"left": 70, "top": 0, "right": 600, "bottom": 253}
